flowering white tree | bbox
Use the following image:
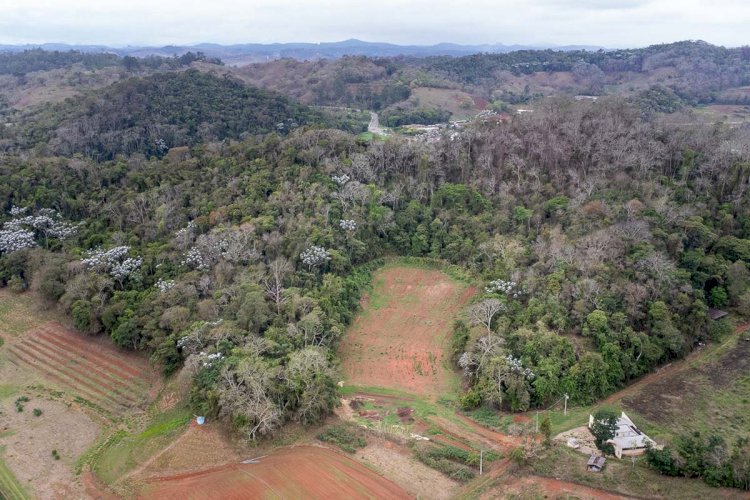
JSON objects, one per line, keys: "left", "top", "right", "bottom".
{"left": 331, "top": 173, "right": 350, "bottom": 185}
{"left": 0, "top": 206, "right": 79, "bottom": 253}
{"left": 0, "top": 228, "right": 36, "bottom": 254}
{"left": 155, "top": 278, "right": 176, "bottom": 293}
{"left": 300, "top": 246, "right": 330, "bottom": 270}
{"left": 339, "top": 219, "right": 357, "bottom": 231}
{"left": 81, "top": 246, "right": 143, "bottom": 287}
{"left": 485, "top": 279, "right": 523, "bottom": 299}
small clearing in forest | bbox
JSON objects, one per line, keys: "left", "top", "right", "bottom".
{"left": 339, "top": 263, "right": 475, "bottom": 397}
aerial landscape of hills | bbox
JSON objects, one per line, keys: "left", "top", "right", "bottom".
{"left": 0, "top": 5, "right": 750, "bottom": 498}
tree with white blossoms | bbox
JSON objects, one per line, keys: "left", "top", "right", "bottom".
{"left": 0, "top": 206, "right": 78, "bottom": 253}
{"left": 300, "top": 246, "right": 330, "bottom": 270}
{"left": 468, "top": 298, "right": 504, "bottom": 333}
{"left": 339, "top": 219, "right": 357, "bottom": 231}
{"left": 181, "top": 246, "right": 207, "bottom": 270}
{"left": 485, "top": 279, "right": 523, "bottom": 299}
{"left": 331, "top": 173, "right": 350, "bottom": 185}
{"left": 155, "top": 278, "right": 175, "bottom": 293}
{"left": 494, "top": 355, "right": 535, "bottom": 412}
{"left": 0, "top": 228, "right": 36, "bottom": 254}
{"left": 81, "top": 246, "right": 143, "bottom": 288}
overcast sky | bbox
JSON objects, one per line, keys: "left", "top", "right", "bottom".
{"left": 1, "top": 0, "right": 748, "bottom": 48}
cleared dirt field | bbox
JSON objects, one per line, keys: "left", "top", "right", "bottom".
{"left": 480, "top": 475, "right": 630, "bottom": 500}
{"left": 140, "top": 445, "right": 409, "bottom": 499}
{"left": 4, "top": 321, "right": 156, "bottom": 415}
{"left": 0, "top": 397, "right": 100, "bottom": 499}
{"left": 410, "top": 87, "right": 483, "bottom": 121}
{"left": 339, "top": 265, "right": 475, "bottom": 397}
{"left": 355, "top": 441, "right": 458, "bottom": 499}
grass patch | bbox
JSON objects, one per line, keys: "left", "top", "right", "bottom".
{"left": 0, "top": 291, "right": 55, "bottom": 337}
{"left": 0, "top": 385, "right": 19, "bottom": 400}
{"left": 317, "top": 423, "right": 367, "bottom": 453}
{"left": 0, "top": 448, "right": 29, "bottom": 500}
{"left": 532, "top": 444, "right": 731, "bottom": 499}
{"left": 90, "top": 406, "right": 190, "bottom": 484}
{"left": 411, "top": 442, "right": 492, "bottom": 483}
{"left": 462, "top": 407, "right": 514, "bottom": 432}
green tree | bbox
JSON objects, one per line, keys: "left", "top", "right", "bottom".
{"left": 590, "top": 409, "right": 619, "bottom": 454}
{"left": 540, "top": 413, "right": 552, "bottom": 446}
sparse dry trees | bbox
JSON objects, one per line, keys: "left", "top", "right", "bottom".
{"left": 469, "top": 298, "right": 504, "bottom": 333}
{"left": 263, "top": 258, "right": 291, "bottom": 314}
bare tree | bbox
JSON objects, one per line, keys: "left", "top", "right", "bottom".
{"left": 469, "top": 298, "right": 504, "bottom": 333}
{"left": 218, "top": 363, "right": 281, "bottom": 440}
{"left": 263, "top": 258, "right": 291, "bottom": 314}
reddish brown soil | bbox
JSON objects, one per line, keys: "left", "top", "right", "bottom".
{"left": 5, "top": 321, "right": 156, "bottom": 414}
{"left": 339, "top": 266, "right": 475, "bottom": 397}
{"left": 473, "top": 96, "right": 489, "bottom": 110}
{"left": 36, "top": 323, "right": 149, "bottom": 379}
{"left": 140, "top": 445, "right": 410, "bottom": 499}
{"left": 487, "top": 475, "right": 630, "bottom": 500}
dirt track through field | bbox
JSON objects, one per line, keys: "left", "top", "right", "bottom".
{"left": 140, "top": 445, "right": 410, "bottom": 499}
{"left": 339, "top": 266, "right": 475, "bottom": 397}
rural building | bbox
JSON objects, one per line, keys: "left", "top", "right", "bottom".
{"left": 588, "top": 412, "right": 656, "bottom": 459}
{"left": 708, "top": 308, "right": 729, "bottom": 320}
{"left": 587, "top": 455, "right": 606, "bottom": 472}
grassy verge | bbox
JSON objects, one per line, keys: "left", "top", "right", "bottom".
{"left": 0, "top": 290, "right": 57, "bottom": 337}
{"left": 531, "top": 444, "right": 744, "bottom": 499}
{"left": 0, "top": 450, "right": 29, "bottom": 500}
{"left": 89, "top": 406, "right": 191, "bottom": 484}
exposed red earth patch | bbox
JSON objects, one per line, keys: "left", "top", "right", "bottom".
{"left": 339, "top": 266, "right": 475, "bottom": 397}
{"left": 140, "top": 445, "right": 410, "bottom": 499}
{"left": 5, "top": 321, "right": 156, "bottom": 414}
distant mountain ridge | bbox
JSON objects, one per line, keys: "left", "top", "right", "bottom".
{"left": 0, "top": 39, "right": 605, "bottom": 65}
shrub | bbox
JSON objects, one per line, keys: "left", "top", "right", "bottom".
{"left": 645, "top": 445, "right": 679, "bottom": 476}
{"left": 459, "top": 389, "right": 482, "bottom": 410}
{"left": 317, "top": 424, "right": 367, "bottom": 453}
{"left": 32, "top": 408, "right": 43, "bottom": 417}
{"left": 412, "top": 443, "right": 476, "bottom": 482}
{"left": 51, "top": 449, "right": 60, "bottom": 460}
{"left": 14, "top": 396, "right": 29, "bottom": 412}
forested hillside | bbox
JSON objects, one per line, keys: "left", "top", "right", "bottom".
{"left": 236, "top": 41, "right": 750, "bottom": 115}
{"left": 12, "top": 69, "right": 325, "bottom": 159}
{"left": 2, "top": 93, "right": 749, "bottom": 446}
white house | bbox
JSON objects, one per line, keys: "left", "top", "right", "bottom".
{"left": 588, "top": 412, "right": 656, "bottom": 458}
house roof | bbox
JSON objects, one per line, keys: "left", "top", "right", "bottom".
{"left": 587, "top": 455, "right": 606, "bottom": 468}
{"left": 708, "top": 308, "right": 729, "bottom": 320}
{"left": 589, "top": 412, "right": 656, "bottom": 451}
{"left": 609, "top": 412, "right": 655, "bottom": 450}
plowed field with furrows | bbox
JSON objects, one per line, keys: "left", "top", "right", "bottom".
{"left": 5, "top": 322, "right": 153, "bottom": 414}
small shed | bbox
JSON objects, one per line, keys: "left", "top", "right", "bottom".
{"left": 708, "top": 308, "right": 728, "bottom": 321}
{"left": 587, "top": 455, "right": 606, "bottom": 472}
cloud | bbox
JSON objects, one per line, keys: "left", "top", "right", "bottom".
{"left": 0, "top": 0, "right": 747, "bottom": 48}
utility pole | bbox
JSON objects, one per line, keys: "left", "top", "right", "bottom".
{"left": 479, "top": 448, "right": 483, "bottom": 476}
{"left": 564, "top": 393, "right": 569, "bottom": 416}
